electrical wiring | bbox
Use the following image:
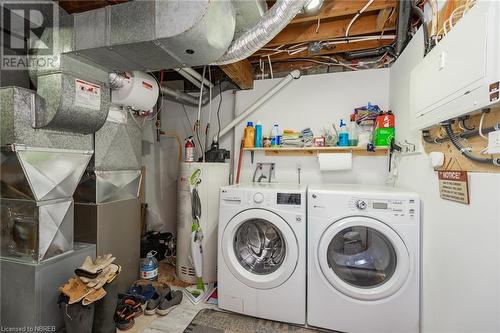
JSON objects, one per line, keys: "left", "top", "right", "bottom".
{"left": 345, "top": 0, "right": 375, "bottom": 39}
{"left": 128, "top": 108, "right": 146, "bottom": 128}
{"left": 479, "top": 112, "right": 488, "bottom": 139}
{"left": 267, "top": 55, "right": 274, "bottom": 79}
{"left": 195, "top": 66, "right": 206, "bottom": 157}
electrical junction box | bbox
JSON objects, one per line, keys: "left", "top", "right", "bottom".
{"left": 487, "top": 130, "right": 500, "bottom": 154}
{"left": 410, "top": 1, "right": 500, "bottom": 130}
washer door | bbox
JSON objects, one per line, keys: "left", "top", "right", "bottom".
{"left": 318, "top": 216, "right": 410, "bottom": 301}
{"left": 222, "top": 209, "right": 299, "bottom": 290}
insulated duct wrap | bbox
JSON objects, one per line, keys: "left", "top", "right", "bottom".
{"left": 213, "top": 0, "right": 308, "bottom": 65}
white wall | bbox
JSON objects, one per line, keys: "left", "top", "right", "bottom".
{"left": 142, "top": 90, "right": 235, "bottom": 233}
{"left": 233, "top": 69, "right": 391, "bottom": 185}
{"left": 390, "top": 30, "right": 500, "bottom": 333}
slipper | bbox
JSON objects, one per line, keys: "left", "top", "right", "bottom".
{"left": 114, "top": 304, "right": 136, "bottom": 331}
{"left": 128, "top": 280, "right": 156, "bottom": 302}
{"left": 123, "top": 299, "right": 143, "bottom": 318}
{"left": 156, "top": 289, "right": 183, "bottom": 316}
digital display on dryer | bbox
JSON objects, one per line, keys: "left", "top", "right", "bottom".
{"left": 277, "top": 193, "right": 301, "bottom": 205}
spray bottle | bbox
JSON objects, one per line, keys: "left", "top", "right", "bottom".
{"left": 338, "top": 119, "right": 349, "bottom": 146}
{"left": 185, "top": 136, "right": 195, "bottom": 162}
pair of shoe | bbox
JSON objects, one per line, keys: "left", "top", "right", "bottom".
{"left": 144, "top": 285, "right": 182, "bottom": 316}
{"left": 114, "top": 295, "right": 143, "bottom": 331}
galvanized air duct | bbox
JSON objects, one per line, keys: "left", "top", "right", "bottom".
{"left": 160, "top": 81, "right": 237, "bottom": 107}
{"left": 29, "top": 17, "right": 110, "bottom": 134}
{"left": 213, "top": 0, "right": 309, "bottom": 65}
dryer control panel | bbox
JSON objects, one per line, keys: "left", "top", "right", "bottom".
{"left": 349, "top": 197, "right": 417, "bottom": 217}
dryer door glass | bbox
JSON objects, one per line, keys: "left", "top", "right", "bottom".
{"left": 233, "top": 218, "right": 286, "bottom": 275}
{"left": 327, "top": 226, "right": 397, "bottom": 288}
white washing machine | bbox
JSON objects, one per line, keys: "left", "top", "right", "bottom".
{"left": 218, "top": 183, "right": 306, "bottom": 324}
{"left": 307, "top": 184, "right": 420, "bottom": 333}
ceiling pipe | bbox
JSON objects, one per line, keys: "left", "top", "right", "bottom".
{"left": 212, "top": 0, "right": 309, "bottom": 65}
{"left": 217, "top": 70, "right": 301, "bottom": 140}
{"left": 174, "top": 68, "right": 214, "bottom": 89}
{"left": 395, "top": 0, "right": 412, "bottom": 55}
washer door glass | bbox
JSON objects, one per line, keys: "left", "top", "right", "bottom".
{"left": 234, "top": 218, "right": 286, "bottom": 275}
{"left": 327, "top": 226, "right": 397, "bottom": 288}
{"left": 221, "top": 209, "right": 299, "bottom": 290}
{"left": 317, "top": 216, "right": 410, "bottom": 301}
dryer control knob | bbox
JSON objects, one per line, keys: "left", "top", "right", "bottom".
{"left": 253, "top": 192, "right": 265, "bottom": 204}
{"left": 356, "top": 200, "right": 367, "bottom": 210}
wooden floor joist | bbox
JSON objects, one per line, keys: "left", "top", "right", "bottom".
{"left": 266, "top": 12, "right": 396, "bottom": 47}
{"left": 219, "top": 59, "right": 254, "bottom": 90}
{"left": 291, "top": 0, "right": 397, "bottom": 24}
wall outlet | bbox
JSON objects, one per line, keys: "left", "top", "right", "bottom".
{"left": 487, "top": 130, "right": 500, "bottom": 154}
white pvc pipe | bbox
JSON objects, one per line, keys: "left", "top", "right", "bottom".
{"left": 217, "top": 70, "right": 301, "bottom": 140}
{"left": 182, "top": 68, "right": 214, "bottom": 88}
{"left": 174, "top": 68, "right": 205, "bottom": 89}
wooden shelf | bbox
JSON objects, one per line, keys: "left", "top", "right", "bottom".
{"left": 243, "top": 146, "right": 389, "bottom": 157}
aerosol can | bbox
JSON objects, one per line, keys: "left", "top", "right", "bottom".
{"left": 185, "top": 136, "right": 195, "bottom": 162}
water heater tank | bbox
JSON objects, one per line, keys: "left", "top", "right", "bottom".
{"left": 176, "top": 162, "right": 230, "bottom": 284}
{"left": 111, "top": 71, "right": 159, "bottom": 111}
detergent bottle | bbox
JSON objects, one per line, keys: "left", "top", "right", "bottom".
{"left": 243, "top": 122, "right": 255, "bottom": 148}
{"left": 254, "top": 121, "right": 263, "bottom": 147}
{"left": 338, "top": 119, "right": 349, "bottom": 146}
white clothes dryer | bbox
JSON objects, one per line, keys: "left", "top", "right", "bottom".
{"left": 307, "top": 184, "right": 420, "bottom": 333}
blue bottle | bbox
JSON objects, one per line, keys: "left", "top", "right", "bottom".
{"left": 338, "top": 119, "right": 349, "bottom": 146}
{"left": 255, "top": 121, "right": 263, "bottom": 147}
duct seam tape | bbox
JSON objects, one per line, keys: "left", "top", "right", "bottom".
{"left": 318, "top": 153, "right": 352, "bottom": 171}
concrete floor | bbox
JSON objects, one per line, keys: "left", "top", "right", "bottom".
{"left": 126, "top": 294, "right": 215, "bottom": 333}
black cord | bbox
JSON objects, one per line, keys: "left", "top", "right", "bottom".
{"left": 216, "top": 80, "right": 223, "bottom": 142}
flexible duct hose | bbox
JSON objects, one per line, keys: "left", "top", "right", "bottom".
{"left": 442, "top": 123, "right": 500, "bottom": 165}
{"left": 213, "top": 0, "right": 308, "bottom": 65}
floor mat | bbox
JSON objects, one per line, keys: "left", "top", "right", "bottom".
{"left": 183, "top": 309, "right": 323, "bottom": 333}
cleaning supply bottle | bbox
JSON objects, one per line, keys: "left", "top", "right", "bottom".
{"left": 338, "top": 119, "right": 349, "bottom": 146}
{"left": 255, "top": 121, "right": 263, "bottom": 147}
{"left": 243, "top": 122, "right": 255, "bottom": 148}
{"left": 140, "top": 251, "right": 159, "bottom": 281}
{"left": 185, "top": 136, "right": 195, "bottom": 162}
{"left": 271, "top": 124, "right": 281, "bottom": 146}
{"left": 348, "top": 114, "right": 359, "bottom": 146}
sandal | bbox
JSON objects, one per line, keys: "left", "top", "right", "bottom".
{"left": 114, "top": 304, "right": 135, "bottom": 331}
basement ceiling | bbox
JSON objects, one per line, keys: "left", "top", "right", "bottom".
{"left": 56, "top": 0, "right": 399, "bottom": 88}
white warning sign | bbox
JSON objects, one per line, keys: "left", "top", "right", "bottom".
{"left": 74, "top": 79, "right": 101, "bottom": 110}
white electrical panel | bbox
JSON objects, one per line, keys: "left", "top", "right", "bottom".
{"left": 487, "top": 130, "right": 500, "bottom": 154}
{"left": 410, "top": 1, "right": 500, "bottom": 130}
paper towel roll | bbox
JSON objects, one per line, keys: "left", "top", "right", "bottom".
{"left": 318, "top": 153, "right": 352, "bottom": 171}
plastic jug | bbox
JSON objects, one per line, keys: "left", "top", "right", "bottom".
{"left": 140, "top": 251, "right": 159, "bottom": 281}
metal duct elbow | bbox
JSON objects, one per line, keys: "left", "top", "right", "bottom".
{"left": 213, "top": 0, "right": 309, "bottom": 65}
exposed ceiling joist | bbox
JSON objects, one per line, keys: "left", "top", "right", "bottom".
{"left": 219, "top": 59, "right": 254, "bottom": 90}
{"left": 291, "top": 0, "right": 397, "bottom": 24}
{"left": 266, "top": 11, "right": 396, "bottom": 47}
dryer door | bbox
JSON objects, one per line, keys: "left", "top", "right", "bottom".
{"left": 221, "top": 209, "right": 299, "bottom": 290}
{"left": 318, "top": 216, "right": 410, "bottom": 301}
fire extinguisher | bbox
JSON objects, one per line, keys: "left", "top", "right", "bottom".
{"left": 185, "top": 136, "right": 195, "bottom": 162}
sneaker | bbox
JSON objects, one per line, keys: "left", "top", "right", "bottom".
{"left": 144, "top": 286, "right": 169, "bottom": 315}
{"left": 156, "top": 289, "right": 183, "bottom": 316}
